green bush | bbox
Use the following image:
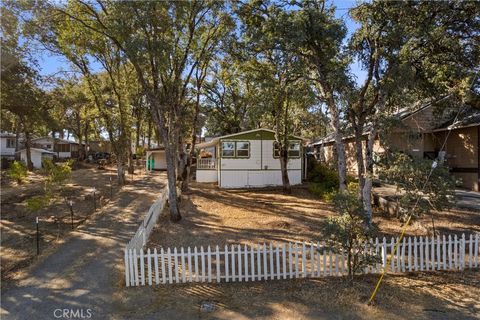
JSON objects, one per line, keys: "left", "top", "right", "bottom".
{"left": 308, "top": 163, "right": 340, "bottom": 200}
{"left": 7, "top": 161, "right": 28, "bottom": 184}
{"left": 323, "top": 190, "right": 380, "bottom": 278}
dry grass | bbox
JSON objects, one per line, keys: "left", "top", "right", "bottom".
{"left": 141, "top": 182, "right": 480, "bottom": 319}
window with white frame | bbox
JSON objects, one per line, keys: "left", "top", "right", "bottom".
{"left": 236, "top": 141, "right": 250, "bottom": 158}
{"left": 221, "top": 141, "right": 235, "bottom": 157}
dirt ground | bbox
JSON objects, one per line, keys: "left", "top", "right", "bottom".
{"left": 149, "top": 182, "right": 480, "bottom": 249}
{"left": 141, "top": 182, "right": 480, "bottom": 319}
{"left": 121, "top": 270, "right": 480, "bottom": 319}
{"left": 0, "top": 163, "right": 145, "bottom": 283}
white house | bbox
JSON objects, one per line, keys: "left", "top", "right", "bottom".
{"left": 0, "top": 133, "right": 17, "bottom": 159}
{"left": 18, "top": 148, "right": 55, "bottom": 169}
{"left": 32, "top": 137, "right": 81, "bottom": 159}
{"left": 195, "top": 128, "right": 304, "bottom": 188}
{"left": 146, "top": 147, "right": 167, "bottom": 171}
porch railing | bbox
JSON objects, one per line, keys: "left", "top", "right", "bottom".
{"left": 197, "top": 158, "right": 217, "bottom": 170}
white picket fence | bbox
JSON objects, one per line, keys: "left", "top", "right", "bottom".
{"left": 124, "top": 233, "right": 479, "bottom": 286}
{"left": 126, "top": 187, "right": 170, "bottom": 251}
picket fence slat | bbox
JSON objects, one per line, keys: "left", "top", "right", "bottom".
{"left": 125, "top": 233, "right": 480, "bottom": 286}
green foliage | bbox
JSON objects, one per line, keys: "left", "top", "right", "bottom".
{"left": 323, "top": 190, "right": 380, "bottom": 278}
{"left": 378, "top": 152, "right": 455, "bottom": 221}
{"left": 23, "top": 159, "right": 72, "bottom": 212}
{"left": 7, "top": 161, "right": 28, "bottom": 184}
{"left": 308, "top": 163, "right": 339, "bottom": 200}
{"left": 25, "top": 195, "right": 50, "bottom": 212}
{"left": 42, "top": 159, "right": 72, "bottom": 188}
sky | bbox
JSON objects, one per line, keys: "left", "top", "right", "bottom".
{"left": 35, "top": 0, "right": 366, "bottom": 84}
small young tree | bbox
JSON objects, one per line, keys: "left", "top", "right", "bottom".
{"left": 7, "top": 161, "right": 28, "bottom": 184}
{"left": 377, "top": 151, "right": 456, "bottom": 226}
{"left": 26, "top": 159, "right": 72, "bottom": 212}
{"left": 323, "top": 190, "right": 380, "bottom": 279}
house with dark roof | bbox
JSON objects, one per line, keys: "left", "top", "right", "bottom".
{"left": 310, "top": 104, "right": 480, "bottom": 191}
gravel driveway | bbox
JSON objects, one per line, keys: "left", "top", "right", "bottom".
{"left": 1, "top": 172, "right": 166, "bottom": 320}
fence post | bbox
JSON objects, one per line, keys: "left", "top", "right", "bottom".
{"left": 231, "top": 245, "right": 236, "bottom": 282}
{"left": 216, "top": 245, "right": 221, "bottom": 283}
{"left": 295, "top": 243, "right": 299, "bottom": 278}
{"left": 390, "top": 237, "right": 396, "bottom": 273}
{"left": 469, "top": 234, "right": 473, "bottom": 269}
{"left": 194, "top": 246, "right": 199, "bottom": 282}
{"left": 408, "top": 237, "right": 412, "bottom": 272}
{"left": 282, "top": 243, "right": 287, "bottom": 279}
{"left": 181, "top": 247, "right": 186, "bottom": 283}
{"left": 201, "top": 246, "right": 206, "bottom": 283}
{"left": 244, "top": 244, "right": 248, "bottom": 282}
{"left": 154, "top": 248, "right": 159, "bottom": 285}
{"left": 413, "top": 237, "right": 418, "bottom": 271}
{"left": 167, "top": 248, "right": 173, "bottom": 284}
{"left": 316, "top": 242, "right": 321, "bottom": 277}
{"left": 147, "top": 249, "right": 152, "bottom": 286}
{"left": 225, "top": 245, "right": 230, "bottom": 282}
{"left": 302, "top": 242, "right": 307, "bottom": 278}
{"left": 256, "top": 244, "right": 261, "bottom": 281}
{"left": 269, "top": 243, "right": 274, "bottom": 280}
{"left": 310, "top": 243, "right": 315, "bottom": 277}
{"left": 382, "top": 238, "right": 387, "bottom": 271}
{"left": 250, "top": 245, "right": 255, "bottom": 282}
{"left": 475, "top": 233, "right": 479, "bottom": 267}
{"left": 207, "top": 246, "right": 212, "bottom": 283}
{"left": 187, "top": 247, "right": 192, "bottom": 283}
{"left": 425, "top": 237, "right": 430, "bottom": 272}
{"left": 276, "top": 243, "right": 281, "bottom": 280}
{"left": 454, "top": 234, "right": 458, "bottom": 269}
{"left": 174, "top": 247, "right": 179, "bottom": 283}
{"left": 288, "top": 243, "right": 293, "bottom": 279}
{"left": 442, "top": 235, "right": 447, "bottom": 270}
{"left": 436, "top": 235, "right": 441, "bottom": 270}
{"left": 160, "top": 248, "right": 166, "bottom": 284}
{"left": 237, "top": 244, "right": 242, "bottom": 282}
{"left": 133, "top": 249, "right": 139, "bottom": 286}
{"left": 461, "top": 234, "right": 466, "bottom": 270}
{"left": 124, "top": 248, "right": 130, "bottom": 287}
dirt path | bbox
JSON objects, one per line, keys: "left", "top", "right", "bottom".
{"left": 0, "top": 172, "right": 166, "bottom": 320}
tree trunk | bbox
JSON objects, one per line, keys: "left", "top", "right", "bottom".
{"left": 328, "top": 104, "right": 347, "bottom": 192}
{"left": 163, "top": 130, "right": 181, "bottom": 222}
{"left": 116, "top": 159, "right": 126, "bottom": 186}
{"left": 84, "top": 121, "right": 89, "bottom": 159}
{"left": 353, "top": 124, "right": 366, "bottom": 200}
{"left": 279, "top": 149, "right": 291, "bottom": 194}
{"left": 147, "top": 119, "right": 152, "bottom": 149}
{"left": 24, "top": 128, "right": 33, "bottom": 171}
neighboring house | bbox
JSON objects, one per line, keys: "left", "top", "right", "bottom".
{"left": 89, "top": 140, "right": 112, "bottom": 154}
{"left": 310, "top": 103, "right": 480, "bottom": 191}
{"left": 0, "top": 133, "right": 17, "bottom": 159}
{"left": 18, "top": 148, "right": 55, "bottom": 169}
{"left": 146, "top": 147, "right": 167, "bottom": 171}
{"left": 195, "top": 128, "right": 305, "bottom": 188}
{"left": 32, "top": 137, "right": 82, "bottom": 159}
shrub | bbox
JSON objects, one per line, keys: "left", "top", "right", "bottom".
{"left": 7, "top": 161, "right": 28, "bottom": 184}
{"left": 322, "top": 190, "right": 380, "bottom": 279}
{"left": 308, "top": 163, "right": 340, "bottom": 200}
{"left": 377, "top": 151, "right": 455, "bottom": 221}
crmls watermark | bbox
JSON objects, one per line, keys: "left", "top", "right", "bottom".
{"left": 53, "top": 308, "right": 93, "bottom": 319}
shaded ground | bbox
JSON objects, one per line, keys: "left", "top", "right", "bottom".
{"left": 149, "top": 182, "right": 480, "bottom": 249}
{"left": 0, "top": 164, "right": 135, "bottom": 283}
{"left": 0, "top": 172, "right": 166, "bottom": 320}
